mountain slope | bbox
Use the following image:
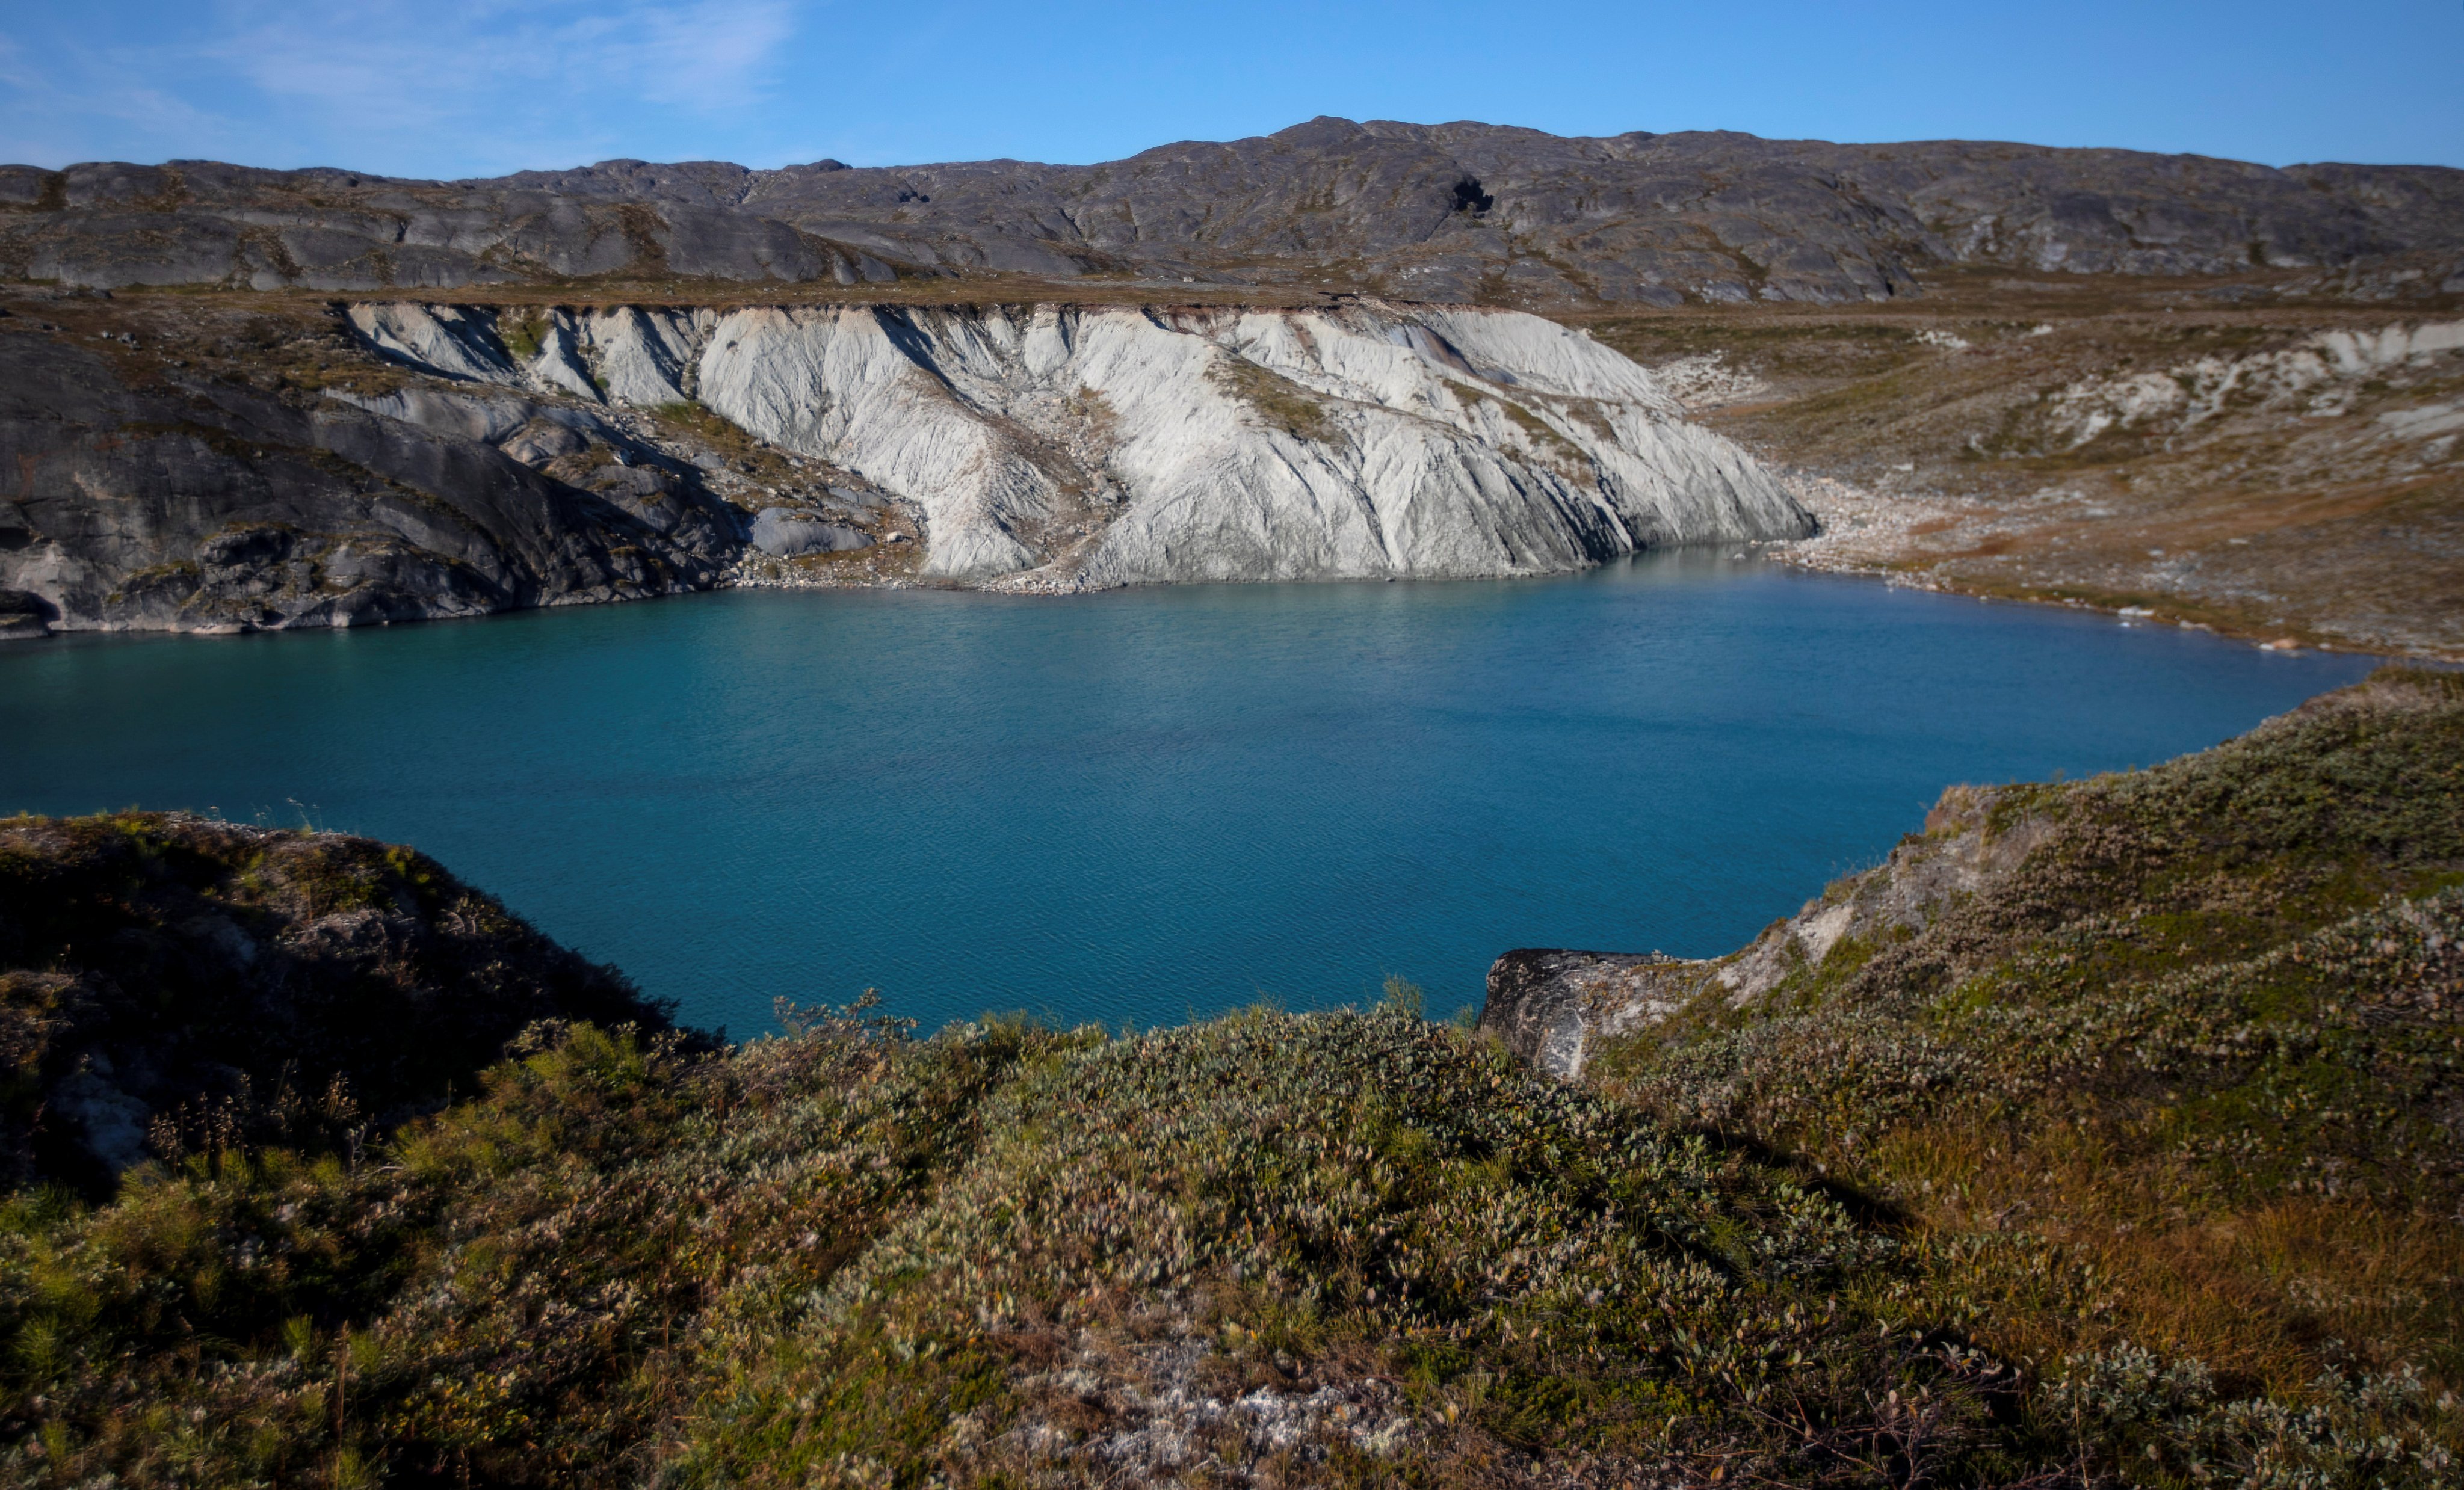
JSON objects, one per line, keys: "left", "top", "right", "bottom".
{"left": 7, "top": 118, "right": 2461, "bottom": 307}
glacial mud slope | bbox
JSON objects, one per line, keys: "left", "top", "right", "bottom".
{"left": 0, "top": 291, "right": 1805, "bottom": 633}
{"left": 348, "top": 297, "right": 1806, "bottom": 585}
{"left": 680, "top": 300, "right": 1809, "bottom": 585}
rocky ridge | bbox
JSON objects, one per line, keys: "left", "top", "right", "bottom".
{"left": 1479, "top": 666, "right": 2464, "bottom": 1089}
{"left": 7, "top": 117, "right": 2462, "bottom": 307}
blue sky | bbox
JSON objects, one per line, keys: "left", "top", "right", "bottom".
{"left": 2, "top": 0, "right": 2459, "bottom": 177}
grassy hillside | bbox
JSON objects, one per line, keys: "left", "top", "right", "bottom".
{"left": 1590, "top": 665, "right": 2464, "bottom": 1487}
{"left": 0, "top": 671, "right": 2457, "bottom": 1486}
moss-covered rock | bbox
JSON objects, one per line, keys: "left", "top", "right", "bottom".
{"left": 0, "top": 811, "right": 673, "bottom": 1193}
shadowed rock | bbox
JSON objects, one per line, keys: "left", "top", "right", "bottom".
{"left": 750, "top": 508, "right": 872, "bottom": 555}
{"left": 0, "top": 812, "right": 685, "bottom": 1193}
{"left": 0, "top": 327, "right": 740, "bottom": 636}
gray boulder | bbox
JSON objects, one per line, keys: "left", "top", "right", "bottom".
{"left": 500, "top": 419, "right": 591, "bottom": 466}
{"left": 750, "top": 508, "right": 873, "bottom": 556}
{"left": 1478, "top": 949, "right": 1697, "bottom": 1080}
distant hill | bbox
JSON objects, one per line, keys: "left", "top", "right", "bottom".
{"left": 7, "top": 116, "right": 2463, "bottom": 304}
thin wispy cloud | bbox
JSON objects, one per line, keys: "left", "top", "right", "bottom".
{"left": 208, "top": 1, "right": 794, "bottom": 115}
{"left": 0, "top": 0, "right": 801, "bottom": 173}
{"left": 208, "top": 0, "right": 797, "bottom": 167}
{"left": 0, "top": 28, "right": 258, "bottom": 165}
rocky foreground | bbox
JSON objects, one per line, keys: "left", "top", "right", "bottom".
{"left": 0, "top": 813, "right": 676, "bottom": 1193}
{"left": 2, "top": 667, "right": 2457, "bottom": 1486}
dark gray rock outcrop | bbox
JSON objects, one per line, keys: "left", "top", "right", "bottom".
{"left": 7, "top": 119, "right": 2460, "bottom": 305}
{"left": 0, "top": 588, "right": 51, "bottom": 639}
{"left": 749, "top": 508, "right": 871, "bottom": 556}
{"left": 0, "top": 323, "right": 742, "bottom": 635}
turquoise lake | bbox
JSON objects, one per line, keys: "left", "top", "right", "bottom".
{"left": 0, "top": 554, "right": 2373, "bottom": 1035}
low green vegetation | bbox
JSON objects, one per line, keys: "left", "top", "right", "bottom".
{"left": 1209, "top": 357, "right": 1338, "bottom": 443}
{"left": 0, "top": 811, "right": 667, "bottom": 1195}
{"left": 647, "top": 399, "right": 815, "bottom": 490}
{"left": 2, "top": 1000, "right": 2034, "bottom": 1488}
{"left": 495, "top": 312, "right": 548, "bottom": 364}
{"left": 1592, "top": 665, "right": 2464, "bottom": 1488}
{"left": 1445, "top": 379, "right": 1592, "bottom": 478}
{"left": 1, "top": 671, "right": 2457, "bottom": 1486}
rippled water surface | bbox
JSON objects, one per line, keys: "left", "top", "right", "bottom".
{"left": 1, "top": 555, "right": 2373, "bottom": 1033}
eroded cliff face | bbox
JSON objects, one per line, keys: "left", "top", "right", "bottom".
{"left": 342, "top": 298, "right": 1811, "bottom": 587}
{"left": 0, "top": 293, "right": 1806, "bottom": 633}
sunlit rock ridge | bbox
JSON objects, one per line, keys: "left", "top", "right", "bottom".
{"left": 6, "top": 117, "right": 2462, "bottom": 305}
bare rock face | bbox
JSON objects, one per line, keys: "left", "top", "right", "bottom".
{"left": 343, "top": 297, "right": 1810, "bottom": 587}
{"left": 0, "top": 589, "right": 50, "bottom": 639}
{"left": 1479, "top": 950, "right": 1696, "bottom": 1079}
{"left": 0, "top": 312, "right": 746, "bottom": 636}
{"left": 4, "top": 120, "right": 2460, "bottom": 305}
{"left": 749, "top": 508, "right": 871, "bottom": 555}
{"left": 684, "top": 300, "right": 1809, "bottom": 583}
{"left": 0, "top": 292, "right": 1805, "bottom": 633}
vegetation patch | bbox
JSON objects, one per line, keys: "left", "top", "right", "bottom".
{"left": 1585, "top": 668, "right": 2464, "bottom": 1486}
{"left": 495, "top": 311, "right": 548, "bottom": 363}
{"left": 1209, "top": 356, "right": 1338, "bottom": 443}
{"left": 1446, "top": 379, "right": 1593, "bottom": 481}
